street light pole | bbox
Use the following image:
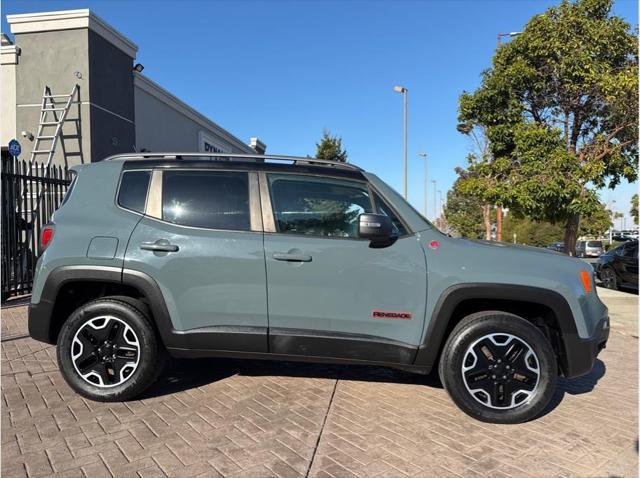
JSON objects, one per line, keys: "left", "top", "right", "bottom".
{"left": 495, "top": 31, "right": 520, "bottom": 241}
{"left": 418, "top": 152, "right": 427, "bottom": 218}
{"left": 394, "top": 86, "right": 408, "bottom": 199}
{"left": 431, "top": 179, "right": 437, "bottom": 219}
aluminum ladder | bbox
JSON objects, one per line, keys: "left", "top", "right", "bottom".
{"left": 27, "top": 84, "right": 79, "bottom": 170}
{"left": 18, "top": 84, "right": 78, "bottom": 245}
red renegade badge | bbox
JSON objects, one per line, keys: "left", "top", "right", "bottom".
{"left": 372, "top": 310, "right": 412, "bottom": 320}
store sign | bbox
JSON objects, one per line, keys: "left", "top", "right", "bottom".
{"left": 198, "top": 131, "right": 231, "bottom": 157}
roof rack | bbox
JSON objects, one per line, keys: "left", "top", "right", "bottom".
{"left": 103, "top": 152, "right": 363, "bottom": 171}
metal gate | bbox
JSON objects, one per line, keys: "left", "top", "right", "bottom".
{"left": 1, "top": 155, "right": 71, "bottom": 300}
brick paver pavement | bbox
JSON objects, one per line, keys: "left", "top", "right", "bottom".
{"left": 2, "top": 290, "right": 637, "bottom": 477}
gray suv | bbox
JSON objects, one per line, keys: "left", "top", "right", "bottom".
{"left": 29, "top": 153, "right": 609, "bottom": 423}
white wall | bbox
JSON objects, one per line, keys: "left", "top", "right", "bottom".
{"left": 1, "top": 45, "right": 18, "bottom": 146}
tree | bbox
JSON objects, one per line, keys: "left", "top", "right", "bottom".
{"left": 502, "top": 216, "right": 565, "bottom": 247}
{"left": 457, "top": 0, "right": 638, "bottom": 255}
{"left": 315, "top": 129, "right": 348, "bottom": 162}
{"left": 631, "top": 194, "right": 639, "bottom": 225}
{"left": 579, "top": 202, "right": 613, "bottom": 237}
{"left": 444, "top": 177, "right": 487, "bottom": 239}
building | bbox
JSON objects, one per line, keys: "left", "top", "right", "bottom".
{"left": 1, "top": 9, "right": 266, "bottom": 166}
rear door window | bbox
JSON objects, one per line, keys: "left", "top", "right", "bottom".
{"left": 118, "top": 170, "right": 151, "bottom": 213}
{"left": 161, "top": 170, "right": 250, "bottom": 231}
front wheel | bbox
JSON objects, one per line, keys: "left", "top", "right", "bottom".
{"left": 600, "top": 267, "right": 618, "bottom": 290}
{"left": 439, "top": 311, "right": 557, "bottom": 424}
{"left": 57, "top": 298, "right": 164, "bottom": 401}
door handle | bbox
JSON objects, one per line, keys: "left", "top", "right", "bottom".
{"left": 273, "top": 252, "right": 312, "bottom": 262}
{"left": 140, "top": 241, "right": 179, "bottom": 253}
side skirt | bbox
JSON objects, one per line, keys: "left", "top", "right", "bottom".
{"left": 166, "top": 347, "right": 432, "bottom": 375}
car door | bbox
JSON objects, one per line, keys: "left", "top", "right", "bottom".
{"left": 618, "top": 241, "right": 638, "bottom": 287}
{"left": 261, "top": 172, "right": 427, "bottom": 364}
{"left": 125, "top": 168, "right": 268, "bottom": 352}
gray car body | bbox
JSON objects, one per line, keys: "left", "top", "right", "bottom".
{"left": 29, "top": 157, "right": 609, "bottom": 378}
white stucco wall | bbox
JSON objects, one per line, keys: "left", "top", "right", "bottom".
{"left": 1, "top": 45, "right": 18, "bottom": 146}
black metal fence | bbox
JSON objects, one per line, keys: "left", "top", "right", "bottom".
{"left": 1, "top": 157, "right": 72, "bottom": 300}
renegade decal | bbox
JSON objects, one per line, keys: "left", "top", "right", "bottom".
{"left": 372, "top": 310, "right": 412, "bottom": 320}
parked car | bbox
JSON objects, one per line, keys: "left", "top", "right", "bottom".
{"left": 28, "top": 153, "right": 609, "bottom": 424}
{"left": 576, "top": 240, "right": 604, "bottom": 258}
{"left": 547, "top": 242, "right": 565, "bottom": 253}
{"left": 595, "top": 240, "right": 638, "bottom": 291}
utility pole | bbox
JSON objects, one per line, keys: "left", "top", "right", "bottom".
{"left": 495, "top": 31, "right": 520, "bottom": 241}
{"left": 431, "top": 179, "right": 437, "bottom": 219}
{"left": 418, "top": 152, "right": 428, "bottom": 218}
{"left": 394, "top": 86, "right": 408, "bottom": 199}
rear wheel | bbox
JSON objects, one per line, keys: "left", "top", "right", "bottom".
{"left": 57, "top": 298, "right": 164, "bottom": 401}
{"left": 439, "top": 311, "right": 557, "bottom": 424}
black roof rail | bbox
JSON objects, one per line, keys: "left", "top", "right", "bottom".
{"left": 103, "top": 152, "right": 363, "bottom": 171}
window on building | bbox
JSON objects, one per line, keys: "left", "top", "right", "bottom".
{"left": 161, "top": 170, "right": 250, "bottom": 231}
{"left": 118, "top": 170, "right": 151, "bottom": 213}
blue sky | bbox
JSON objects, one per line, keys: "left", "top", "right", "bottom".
{"left": 3, "top": 0, "right": 638, "bottom": 224}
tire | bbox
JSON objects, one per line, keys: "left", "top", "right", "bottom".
{"left": 57, "top": 298, "right": 165, "bottom": 401}
{"left": 438, "top": 311, "right": 557, "bottom": 424}
{"left": 600, "top": 267, "right": 618, "bottom": 290}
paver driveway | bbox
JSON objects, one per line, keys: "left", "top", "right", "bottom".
{"left": 1, "top": 288, "right": 637, "bottom": 477}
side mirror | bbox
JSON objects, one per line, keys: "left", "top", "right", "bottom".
{"left": 358, "top": 213, "right": 395, "bottom": 247}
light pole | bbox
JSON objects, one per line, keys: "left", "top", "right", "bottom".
{"left": 431, "top": 179, "right": 437, "bottom": 219}
{"left": 495, "top": 31, "right": 520, "bottom": 241}
{"left": 394, "top": 85, "right": 408, "bottom": 199}
{"left": 609, "top": 199, "right": 616, "bottom": 244}
{"left": 418, "top": 152, "right": 428, "bottom": 218}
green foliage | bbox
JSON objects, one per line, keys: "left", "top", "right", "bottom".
{"left": 444, "top": 178, "right": 486, "bottom": 239}
{"left": 315, "top": 129, "right": 348, "bottom": 163}
{"left": 456, "top": 0, "right": 638, "bottom": 253}
{"left": 502, "top": 215, "right": 565, "bottom": 247}
{"left": 631, "top": 194, "right": 639, "bottom": 225}
{"left": 579, "top": 202, "right": 613, "bottom": 237}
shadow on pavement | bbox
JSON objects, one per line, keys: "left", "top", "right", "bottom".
{"left": 539, "top": 359, "right": 606, "bottom": 418}
{"left": 142, "top": 357, "right": 442, "bottom": 399}
{"left": 143, "top": 356, "right": 604, "bottom": 420}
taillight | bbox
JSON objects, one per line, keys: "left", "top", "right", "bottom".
{"left": 41, "top": 225, "right": 54, "bottom": 250}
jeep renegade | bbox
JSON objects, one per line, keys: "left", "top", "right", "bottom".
{"left": 28, "top": 153, "right": 609, "bottom": 423}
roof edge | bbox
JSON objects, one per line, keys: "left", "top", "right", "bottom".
{"left": 6, "top": 9, "right": 138, "bottom": 58}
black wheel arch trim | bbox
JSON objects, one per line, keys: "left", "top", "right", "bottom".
{"left": 413, "top": 283, "right": 592, "bottom": 378}
{"left": 29, "top": 265, "right": 123, "bottom": 344}
{"left": 29, "top": 265, "right": 267, "bottom": 352}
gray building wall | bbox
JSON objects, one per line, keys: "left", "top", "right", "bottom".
{"left": 14, "top": 29, "right": 92, "bottom": 166}
{"left": 87, "top": 30, "right": 135, "bottom": 161}
{"left": 133, "top": 77, "right": 254, "bottom": 154}
{"left": 3, "top": 9, "right": 263, "bottom": 166}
